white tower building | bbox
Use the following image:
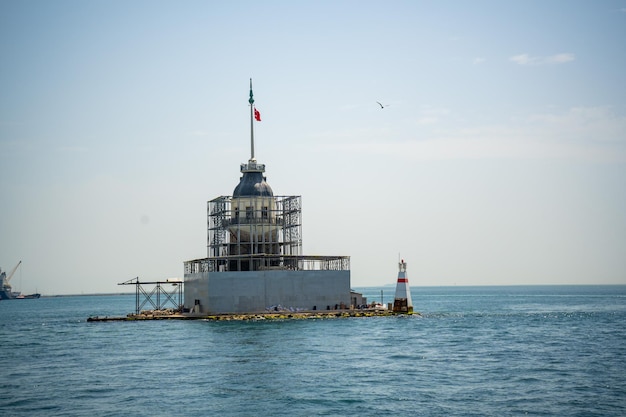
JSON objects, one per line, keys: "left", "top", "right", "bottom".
{"left": 183, "top": 80, "right": 351, "bottom": 314}
{"left": 392, "top": 259, "right": 413, "bottom": 313}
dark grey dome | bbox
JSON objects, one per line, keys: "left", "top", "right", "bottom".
{"left": 233, "top": 171, "right": 274, "bottom": 197}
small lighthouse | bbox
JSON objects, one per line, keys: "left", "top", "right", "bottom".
{"left": 392, "top": 259, "right": 413, "bottom": 313}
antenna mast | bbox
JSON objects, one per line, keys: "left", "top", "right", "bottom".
{"left": 248, "top": 78, "right": 255, "bottom": 161}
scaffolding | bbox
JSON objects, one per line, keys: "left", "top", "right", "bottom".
{"left": 207, "top": 195, "right": 304, "bottom": 272}
{"left": 118, "top": 277, "right": 183, "bottom": 315}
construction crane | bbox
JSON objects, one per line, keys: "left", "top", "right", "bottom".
{"left": 1, "top": 260, "right": 22, "bottom": 299}
{"left": 4, "top": 260, "right": 22, "bottom": 284}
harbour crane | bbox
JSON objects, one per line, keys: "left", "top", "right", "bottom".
{"left": 1, "top": 260, "right": 22, "bottom": 297}
{"left": 4, "top": 260, "right": 22, "bottom": 284}
{"left": 1, "top": 261, "right": 39, "bottom": 299}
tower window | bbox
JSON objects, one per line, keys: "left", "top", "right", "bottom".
{"left": 246, "top": 206, "right": 253, "bottom": 219}
{"left": 262, "top": 207, "right": 268, "bottom": 219}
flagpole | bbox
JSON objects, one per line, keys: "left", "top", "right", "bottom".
{"left": 249, "top": 78, "right": 255, "bottom": 161}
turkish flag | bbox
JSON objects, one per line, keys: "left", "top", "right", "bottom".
{"left": 254, "top": 108, "right": 261, "bottom": 121}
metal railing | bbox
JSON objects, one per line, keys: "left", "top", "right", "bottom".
{"left": 240, "top": 162, "right": 265, "bottom": 172}
{"left": 224, "top": 217, "right": 284, "bottom": 226}
{"left": 184, "top": 255, "right": 350, "bottom": 274}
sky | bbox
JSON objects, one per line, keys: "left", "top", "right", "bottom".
{"left": 1, "top": 0, "right": 625, "bottom": 295}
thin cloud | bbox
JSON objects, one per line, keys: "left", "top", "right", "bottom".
{"left": 510, "top": 53, "right": 575, "bottom": 65}
{"left": 415, "top": 106, "right": 450, "bottom": 125}
{"left": 473, "top": 57, "right": 486, "bottom": 65}
{"left": 547, "top": 53, "right": 575, "bottom": 63}
{"left": 189, "top": 130, "right": 210, "bottom": 137}
{"left": 528, "top": 106, "right": 626, "bottom": 143}
{"left": 510, "top": 54, "right": 539, "bottom": 65}
{"left": 308, "top": 106, "right": 626, "bottom": 163}
{"left": 338, "top": 103, "right": 362, "bottom": 111}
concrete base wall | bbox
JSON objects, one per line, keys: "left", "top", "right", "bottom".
{"left": 184, "top": 270, "right": 351, "bottom": 314}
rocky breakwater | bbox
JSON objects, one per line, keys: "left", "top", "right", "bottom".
{"left": 88, "top": 308, "right": 418, "bottom": 322}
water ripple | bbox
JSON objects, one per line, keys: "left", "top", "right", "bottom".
{"left": 1, "top": 288, "right": 626, "bottom": 416}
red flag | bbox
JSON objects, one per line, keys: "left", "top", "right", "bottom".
{"left": 254, "top": 107, "right": 261, "bottom": 121}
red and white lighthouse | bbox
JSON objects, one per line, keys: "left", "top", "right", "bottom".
{"left": 393, "top": 259, "right": 413, "bottom": 313}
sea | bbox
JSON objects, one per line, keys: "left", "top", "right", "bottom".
{"left": 1, "top": 285, "right": 625, "bottom": 416}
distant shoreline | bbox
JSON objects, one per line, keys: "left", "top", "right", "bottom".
{"left": 42, "top": 292, "right": 135, "bottom": 298}
{"left": 40, "top": 284, "right": 626, "bottom": 298}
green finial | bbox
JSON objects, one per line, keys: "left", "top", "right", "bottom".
{"left": 249, "top": 78, "right": 254, "bottom": 104}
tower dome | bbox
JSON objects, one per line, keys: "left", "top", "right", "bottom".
{"left": 232, "top": 161, "right": 274, "bottom": 197}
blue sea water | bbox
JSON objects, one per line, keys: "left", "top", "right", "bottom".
{"left": 1, "top": 286, "right": 625, "bottom": 416}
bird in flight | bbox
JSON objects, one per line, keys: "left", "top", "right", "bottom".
{"left": 376, "top": 101, "right": 388, "bottom": 109}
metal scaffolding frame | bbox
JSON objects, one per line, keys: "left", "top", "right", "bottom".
{"left": 118, "top": 277, "right": 183, "bottom": 315}
{"left": 207, "top": 195, "right": 303, "bottom": 271}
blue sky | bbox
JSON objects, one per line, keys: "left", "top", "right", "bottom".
{"left": 1, "top": 1, "right": 625, "bottom": 294}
